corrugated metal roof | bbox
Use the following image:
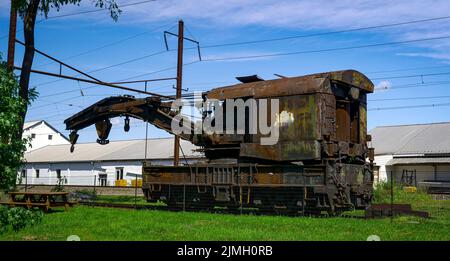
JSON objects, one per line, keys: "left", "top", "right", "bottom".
{"left": 387, "top": 157, "right": 450, "bottom": 165}
{"left": 369, "top": 122, "right": 450, "bottom": 155}
{"left": 24, "top": 138, "right": 203, "bottom": 163}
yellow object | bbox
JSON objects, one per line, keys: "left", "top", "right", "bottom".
{"left": 403, "top": 186, "right": 417, "bottom": 193}
{"left": 131, "top": 179, "right": 143, "bottom": 187}
{"left": 115, "top": 179, "right": 128, "bottom": 187}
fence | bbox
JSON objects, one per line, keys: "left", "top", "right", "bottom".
{"left": 12, "top": 170, "right": 450, "bottom": 219}
{"left": 371, "top": 171, "right": 450, "bottom": 220}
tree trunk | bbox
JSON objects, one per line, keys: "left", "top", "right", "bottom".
{"left": 16, "top": 0, "right": 40, "bottom": 140}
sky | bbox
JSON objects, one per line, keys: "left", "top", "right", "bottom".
{"left": 1, "top": 0, "right": 450, "bottom": 144}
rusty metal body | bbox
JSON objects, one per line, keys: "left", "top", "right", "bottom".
{"left": 64, "top": 69, "right": 375, "bottom": 214}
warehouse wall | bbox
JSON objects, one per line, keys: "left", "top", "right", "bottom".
{"left": 392, "top": 164, "right": 450, "bottom": 184}
{"left": 373, "top": 154, "right": 394, "bottom": 183}
{"left": 436, "top": 165, "right": 450, "bottom": 181}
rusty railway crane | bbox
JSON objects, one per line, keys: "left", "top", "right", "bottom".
{"left": 64, "top": 70, "right": 375, "bottom": 215}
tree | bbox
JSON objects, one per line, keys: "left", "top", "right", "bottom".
{"left": 11, "top": 0, "right": 121, "bottom": 140}
{"left": 0, "top": 54, "right": 37, "bottom": 191}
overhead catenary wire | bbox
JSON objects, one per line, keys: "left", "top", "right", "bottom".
{"left": 33, "top": 61, "right": 201, "bottom": 100}
{"left": 365, "top": 64, "right": 450, "bottom": 75}
{"left": 6, "top": 8, "right": 450, "bottom": 103}
{"left": 371, "top": 71, "right": 450, "bottom": 80}
{"left": 117, "top": 60, "right": 201, "bottom": 82}
{"left": 33, "top": 66, "right": 450, "bottom": 100}
{"left": 28, "top": 29, "right": 450, "bottom": 93}
{"left": 172, "top": 15, "right": 450, "bottom": 50}
{"left": 22, "top": 15, "right": 450, "bottom": 88}
{"left": 40, "top": 0, "right": 158, "bottom": 20}
{"left": 33, "top": 49, "right": 169, "bottom": 87}
{"left": 34, "top": 22, "right": 174, "bottom": 68}
{"left": 0, "top": 0, "right": 159, "bottom": 39}
{"left": 369, "top": 102, "right": 450, "bottom": 111}
{"left": 370, "top": 95, "right": 450, "bottom": 101}
{"left": 201, "top": 35, "right": 450, "bottom": 62}
{"left": 30, "top": 95, "right": 85, "bottom": 109}
{"left": 374, "top": 80, "right": 450, "bottom": 91}
{"left": 15, "top": 66, "right": 170, "bottom": 98}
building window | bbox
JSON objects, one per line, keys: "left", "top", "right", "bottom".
{"left": 31, "top": 133, "right": 36, "bottom": 139}
{"left": 99, "top": 174, "right": 107, "bottom": 187}
{"left": 35, "top": 169, "right": 40, "bottom": 178}
{"left": 21, "top": 169, "right": 26, "bottom": 178}
{"left": 56, "top": 169, "right": 61, "bottom": 179}
{"left": 48, "top": 135, "right": 53, "bottom": 140}
{"left": 116, "top": 168, "right": 124, "bottom": 180}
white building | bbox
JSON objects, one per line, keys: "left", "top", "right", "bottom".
{"left": 20, "top": 138, "right": 203, "bottom": 187}
{"left": 23, "top": 120, "right": 70, "bottom": 152}
{"left": 370, "top": 122, "right": 450, "bottom": 191}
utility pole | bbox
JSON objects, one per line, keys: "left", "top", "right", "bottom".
{"left": 173, "top": 20, "right": 184, "bottom": 166}
{"left": 7, "top": 0, "right": 17, "bottom": 71}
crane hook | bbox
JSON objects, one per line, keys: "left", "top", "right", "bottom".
{"left": 124, "top": 116, "right": 130, "bottom": 132}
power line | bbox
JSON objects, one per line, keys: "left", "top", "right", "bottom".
{"left": 26, "top": 22, "right": 450, "bottom": 89}
{"left": 34, "top": 22, "right": 174, "bottom": 68}
{"left": 370, "top": 95, "right": 450, "bottom": 101}
{"left": 34, "top": 66, "right": 450, "bottom": 99}
{"left": 38, "top": 85, "right": 98, "bottom": 98}
{"left": 0, "top": 0, "right": 158, "bottom": 40}
{"left": 29, "top": 95, "right": 85, "bottom": 110}
{"left": 201, "top": 35, "right": 450, "bottom": 62}
{"left": 33, "top": 49, "right": 169, "bottom": 87}
{"left": 369, "top": 102, "right": 450, "bottom": 111}
{"left": 374, "top": 80, "right": 450, "bottom": 91}
{"left": 30, "top": 101, "right": 82, "bottom": 110}
{"left": 117, "top": 60, "right": 201, "bottom": 81}
{"left": 34, "top": 62, "right": 198, "bottom": 98}
{"left": 43, "top": 0, "right": 157, "bottom": 20}
{"left": 365, "top": 64, "right": 450, "bottom": 74}
{"left": 28, "top": 108, "right": 80, "bottom": 121}
{"left": 371, "top": 71, "right": 450, "bottom": 80}
{"left": 87, "top": 50, "right": 167, "bottom": 73}
{"left": 198, "top": 15, "right": 450, "bottom": 49}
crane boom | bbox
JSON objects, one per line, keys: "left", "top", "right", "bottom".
{"left": 64, "top": 95, "right": 196, "bottom": 152}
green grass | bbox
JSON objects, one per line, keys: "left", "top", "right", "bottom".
{"left": 372, "top": 183, "right": 450, "bottom": 220}
{"left": 1, "top": 186, "right": 449, "bottom": 241}
{"left": 0, "top": 205, "right": 448, "bottom": 241}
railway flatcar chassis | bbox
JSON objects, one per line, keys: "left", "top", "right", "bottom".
{"left": 142, "top": 160, "right": 373, "bottom": 214}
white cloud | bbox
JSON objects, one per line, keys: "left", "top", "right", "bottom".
{"left": 375, "top": 80, "right": 392, "bottom": 90}
{"left": 121, "top": 0, "right": 450, "bottom": 63}
{"left": 3, "top": 0, "right": 450, "bottom": 63}
{"left": 397, "top": 52, "right": 450, "bottom": 62}
{"left": 110, "top": 117, "right": 121, "bottom": 126}
{"left": 119, "top": 0, "right": 450, "bottom": 30}
{"left": 5, "top": 0, "right": 445, "bottom": 32}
